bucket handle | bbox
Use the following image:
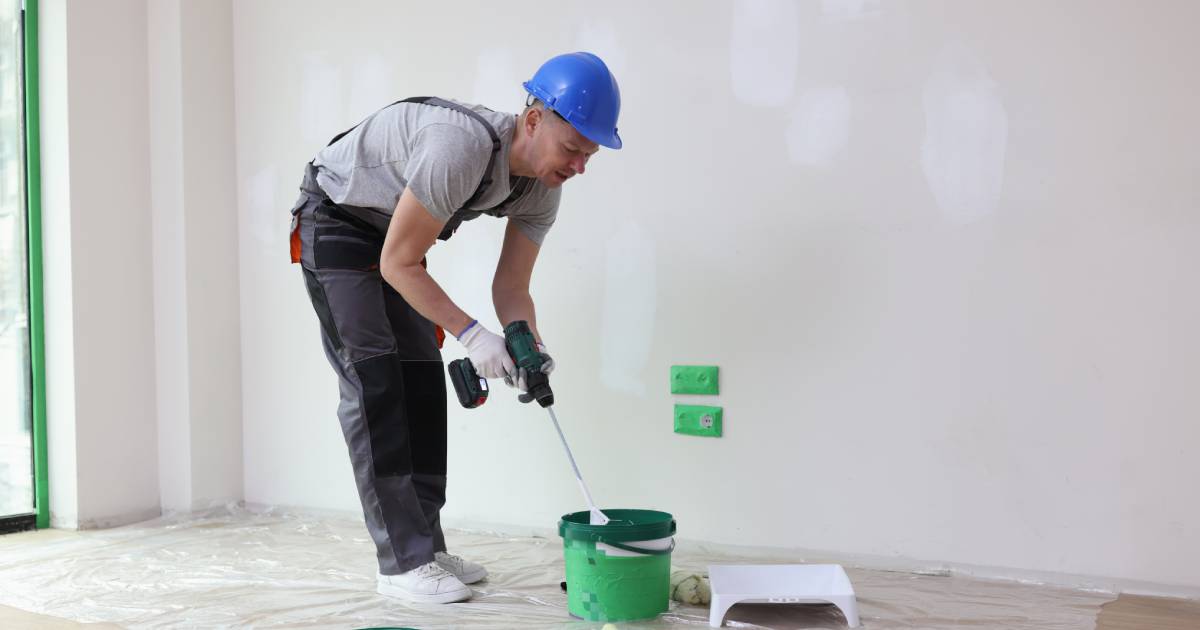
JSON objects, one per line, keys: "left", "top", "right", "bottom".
{"left": 601, "top": 539, "right": 676, "bottom": 556}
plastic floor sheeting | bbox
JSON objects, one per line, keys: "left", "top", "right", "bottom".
{"left": 0, "top": 507, "right": 1117, "bottom": 629}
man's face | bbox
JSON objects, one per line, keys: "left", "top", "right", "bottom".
{"left": 530, "top": 110, "right": 600, "bottom": 188}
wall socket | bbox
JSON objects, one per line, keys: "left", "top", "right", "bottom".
{"left": 674, "top": 404, "right": 723, "bottom": 437}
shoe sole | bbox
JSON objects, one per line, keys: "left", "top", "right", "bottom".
{"left": 377, "top": 582, "right": 472, "bottom": 604}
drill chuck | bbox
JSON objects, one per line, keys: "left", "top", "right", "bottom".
{"left": 504, "top": 321, "right": 555, "bottom": 407}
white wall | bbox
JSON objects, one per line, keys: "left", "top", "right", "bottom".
{"left": 148, "top": 0, "right": 190, "bottom": 514}
{"left": 39, "top": 0, "right": 243, "bottom": 526}
{"left": 231, "top": 1, "right": 1200, "bottom": 593}
{"left": 41, "top": 0, "right": 160, "bottom": 528}
{"left": 39, "top": 0, "right": 78, "bottom": 528}
{"left": 174, "top": 0, "right": 243, "bottom": 511}
{"left": 147, "top": 0, "right": 243, "bottom": 513}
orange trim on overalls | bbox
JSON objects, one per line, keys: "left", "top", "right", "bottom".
{"left": 289, "top": 216, "right": 302, "bottom": 264}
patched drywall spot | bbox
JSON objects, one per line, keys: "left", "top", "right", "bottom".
{"left": 730, "top": 0, "right": 800, "bottom": 107}
{"left": 299, "top": 53, "right": 344, "bottom": 149}
{"left": 473, "top": 48, "right": 521, "bottom": 110}
{"left": 245, "top": 166, "right": 278, "bottom": 246}
{"left": 347, "top": 54, "right": 394, "bottom": 119}
{"left": 921, "top": 45, "right": 1009, "bottom": 223}
{"left": 575, "top": 21, "right": 628, "bottom": 86}
{"left": 786, "top": 86, "right": 851, "bottom": 167}
{"left": 821, "top": 0, "right": 883, "bottom": 22}
{"left": 600, "top": 223, "right": 656, "bottom": 396}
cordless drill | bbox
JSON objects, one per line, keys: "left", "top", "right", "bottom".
{"left": 448, "top": 320, "right": 555, "bottom": 408}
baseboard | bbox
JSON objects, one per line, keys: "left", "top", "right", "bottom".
{"left": 74, "top": 506, "right": 163, "bottom": 530}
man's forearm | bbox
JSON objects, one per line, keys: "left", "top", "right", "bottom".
{"left": 383, "top": 262, "right": 475, "bottom": 337}
{"left": 493, "top": 287, "right": 541, "bottom": 343}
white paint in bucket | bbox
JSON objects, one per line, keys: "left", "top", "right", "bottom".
{"left": 598, "top": 536, "right": 675, "bottom": 558}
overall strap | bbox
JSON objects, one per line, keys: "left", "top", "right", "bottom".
{"left": 325, "top": 97, "right": 513, "bottom": 241}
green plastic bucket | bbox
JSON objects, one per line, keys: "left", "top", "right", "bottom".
{"left": 558, "top": 509, "right": 677, "bottom": 622}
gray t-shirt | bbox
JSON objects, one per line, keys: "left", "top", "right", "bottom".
{"left": 312, "top": 99, "right": 561, "bottom": 245}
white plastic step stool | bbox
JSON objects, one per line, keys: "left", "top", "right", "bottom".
{"left": 708, "top": 564, "right": 860, "bottom": 628}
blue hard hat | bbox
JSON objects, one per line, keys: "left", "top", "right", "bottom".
{"left": 523, "top": 52, "right": 622, "bottom": 150}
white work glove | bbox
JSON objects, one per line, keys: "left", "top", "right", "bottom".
{"left": 537, "top": 342, "right": 556, "bottom": 375}
{"left": 457, "top": 321, "right": 515, "bottom": 380}
{"left": 504, "top": 342, "right": 555, "bottom": 391}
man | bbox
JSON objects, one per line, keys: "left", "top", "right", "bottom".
{"left": 288, "top": 52, "right": 622, "bottom": 604}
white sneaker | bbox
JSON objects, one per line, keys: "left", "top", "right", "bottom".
{"left": 435, "top": 550, "right": 488, "bottom": 584}
{"left": 377, "top": 561, "right": 472, "bottom": 604}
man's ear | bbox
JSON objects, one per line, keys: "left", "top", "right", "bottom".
{"left": 524, "top": 107, "right": 543, "bottom": 137}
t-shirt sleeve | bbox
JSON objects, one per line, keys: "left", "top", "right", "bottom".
{"left": 402, "top": 124, "right": 490, "bottom": 223}
{"left": 510, "top": 186, "right": 561, "bottom": 246}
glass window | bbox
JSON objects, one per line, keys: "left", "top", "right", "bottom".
{"left": 0, "top": 0, "right": 33, "bottom": 519}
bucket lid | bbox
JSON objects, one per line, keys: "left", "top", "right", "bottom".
{"left": 558, "top": 509, "right": 676, "bottom": 544}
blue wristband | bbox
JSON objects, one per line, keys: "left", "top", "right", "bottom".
{"left": 456, "top": 319, "right": 479, "bottom": 339}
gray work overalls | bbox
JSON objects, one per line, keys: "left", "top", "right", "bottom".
{"left": 289, "top": 97, "right": 529, "bottom": 575}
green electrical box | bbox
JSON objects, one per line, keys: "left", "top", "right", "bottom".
{"left": 670, "top": 365, "right": 719, "bottom": 395}
{"left": 674, "top": 404, "right": 723, "bottom": 438}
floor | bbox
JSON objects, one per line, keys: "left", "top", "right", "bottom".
{"left": 0, "top": 508, "right": 1196, "bottom": 629}
{"left": 1095, "top": 594, "right": 1200, "bottom": 630}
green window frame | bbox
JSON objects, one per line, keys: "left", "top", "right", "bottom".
{"left": 26, "top": 0, "right": 48, "bottom": 530}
